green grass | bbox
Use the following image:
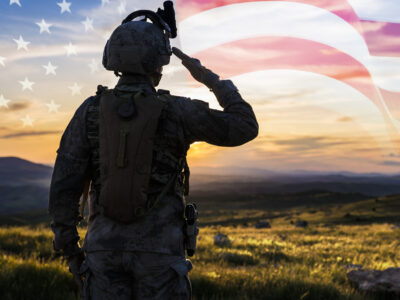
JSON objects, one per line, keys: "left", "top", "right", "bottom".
{"left": 0, "top": 194, "right": 399, "bottom": 299}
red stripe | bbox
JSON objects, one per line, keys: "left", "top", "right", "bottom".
{"left": 176, "top": 0, "right": 400, "bottom": 57}
{"left": 360, "top": 21, "right": 400, "bottom": 57}
{"left": 189, "top": 36, "right": 400, "bottom": 121}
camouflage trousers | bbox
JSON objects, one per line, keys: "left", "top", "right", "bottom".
{"left": 80, "top": 251, "right": 192, "bottom": 300}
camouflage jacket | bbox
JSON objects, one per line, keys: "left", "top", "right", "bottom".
{"left": 48, "top": 75, "right": 258, "bottom": 256}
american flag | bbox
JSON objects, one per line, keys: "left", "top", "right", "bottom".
{"left": 0, "top": 0, "right": 399, "bottom": 172}
{"left": 175, "top": 0, "right": 400, "bottom": 137}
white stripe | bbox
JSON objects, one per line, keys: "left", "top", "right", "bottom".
{"left": 178, "top": 1, "right": 400, "bottom": 92}
{"left": 179, "top": 2, "right": 369, "bottom": 59}
{"left": 183, "top": 70, "right": 396, "bottom": 153}
{"left": 348, "top": 0, "right": 400, "bottom": 23}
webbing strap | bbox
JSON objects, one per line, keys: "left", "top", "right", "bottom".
{"left": 183, "top": 158, "right": 190, "bottom": 196}
{"left": 117, "top": 126, "right": 130, "bottom": 168}
{"left": 116, "top": 91, "right": 142, "bottom": 168}
{"left": 136, "top": 157, "right": 185, "bottom": 217}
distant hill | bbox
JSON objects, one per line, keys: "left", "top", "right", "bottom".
{"left": 0, "top": 157, "right": 52, "bottom": 187}
{"left": 0, "top": 157, "right": 52, "bottom": 215}
{"left": 190, "top": 172, "right": 400, "bottom": 197}
{"left": 1, "top": 156, "right": 400, "bottom": 217}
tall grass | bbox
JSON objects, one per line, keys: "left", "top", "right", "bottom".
{"left": 0, "top": 223, "right": 398, "bottom": 299}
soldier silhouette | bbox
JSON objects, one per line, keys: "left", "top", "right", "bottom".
{"left": 49, "top": 2, "right": 258, "bottom": 299}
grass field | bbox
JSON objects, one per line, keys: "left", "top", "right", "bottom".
{"left": 0, "top": 194, "right": 399, "bottom": 299}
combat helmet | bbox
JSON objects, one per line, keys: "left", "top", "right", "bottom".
{"left": 102, "top": 1, "right": 177, "bottom": 82}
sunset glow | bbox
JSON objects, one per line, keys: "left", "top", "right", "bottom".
{"left": 0, "top": 0, "right": 399, "bottom": 174}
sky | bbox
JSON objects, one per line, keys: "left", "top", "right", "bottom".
{"left": 0, "top": 0, "right": 399, "bottom": 174}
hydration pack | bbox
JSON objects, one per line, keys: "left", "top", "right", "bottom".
{"left": 98, "top": 88, "right": 166, "bottom": 223}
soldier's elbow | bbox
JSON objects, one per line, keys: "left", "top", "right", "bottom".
{"left": 248, "top": 123, "right": 259, "bottom": 142}
{"left": 241, "top": 122, "right": 259, "bottom": 144}
{"left": 227, "top": 123, "right": 259, "bottom": 146}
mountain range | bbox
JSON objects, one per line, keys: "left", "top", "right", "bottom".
{"left": 1, "top": 156, "right": 400, "bottom": 216}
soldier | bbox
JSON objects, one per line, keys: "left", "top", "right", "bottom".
{"left": 48, "top": 3, "right": 258, "bottom": 300}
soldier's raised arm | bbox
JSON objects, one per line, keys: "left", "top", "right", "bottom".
{"left": 172, "top": 47, "right": 259, "bottom": 146}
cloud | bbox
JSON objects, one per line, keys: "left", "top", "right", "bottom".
{"left": 337, "top": 116, "right": 353, "bottom": 122}
{"left": 8, "top": 101, "right": 31, "bottom": 111}
{"left": 384, "top": 153, "right": 400, "bottom": 159}
{"left": 0, "top": 101, "right": 31, "bottom": 113}
{"left": 269, "top": 135, "right": 353, "bottom": 152}
{"left": 0, "top": 130, "right": 62, "bottom": 139}
{"left": 382, "top": 160, "right": 400, "bottom": 166}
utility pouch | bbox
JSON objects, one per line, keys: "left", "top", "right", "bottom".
{"left": 98, "top": 90, "right": 165, "bottom": 223}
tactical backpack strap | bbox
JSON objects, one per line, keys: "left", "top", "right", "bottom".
{"left": 157, "top": 91, "right": 191, "bottom": 197}
{"left": 79, "top": 86, "right": 109, "bottom": 222}
{"left": 183, "top": 158, "right": 190, "bottom": 196}
{"left": 138, "top": 157, "right": 187, "bottom": 216}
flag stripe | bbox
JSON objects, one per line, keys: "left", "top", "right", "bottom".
{"left": 360, "top": 21, "right": 400, "bottom": 57}
{"left": 178, "top": 1, "right": 400, "bottom": 93}
{"left": 190, "top": 37, "right": 390, "bottom": 113}
{"left": 176, "top": 0, "right": 400, "bottom": 58}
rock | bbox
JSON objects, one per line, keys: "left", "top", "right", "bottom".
{"left": 345, "top": 264, "right": 363, "bottom": 270}
{"left": 347, "top": 268, "right": 400, "bottom": 297}
{"left": 255, "top": 221, "right": 271, "bottom": 229}
{"left": 295, "top": 220, "right": 308, "bottom": 228}
{"left": 214, "top": 233, "right": 231, "bottom": 247}
{"left": 278, "top": 234, "right": 287, "bottom": 241}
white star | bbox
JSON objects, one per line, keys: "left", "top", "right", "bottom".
{"left": 118, "top": 1, "right": 126, "bottom": 15}
{"left": 43, "top": 62, "right": 58, "bottom": 75}
{"left": 13, "top": 35, "right": 30, "bottom": 51}
{"left": 9, "top": 0, "right": 21, "bottom": 7}
{"left": 101, "top": 0, "right": 110, "bottom": 5}
{"left": 82, "top": 17, "right": 94, "bottom": 32}
{"left": 88, "top": 59, "right": 99, "bottom": 74}
{"left": 64, "top": 42, "right": 77, "bottom": 56}
{"left": 57, "top": 0, "right": 71, "bottom": 14}
{"left": 21, "top": 115, "right": 34, "bottom": 127}
{"left": 69, "top": 83, "right": 82, "bottom": 96}
{"left": 36, "top": 19, "right": 52, "bottom": 34}
{"left": 46, "top": 100, "right": 61, "bottom": 113}
{"left": 19, "top": 77, "right": 35, "bottom": 91}
{"left": 0, "top": 57, "right": 5, "bottom": 67}
{"left": 0, "top": 95, "right": 11, "bottom": 108}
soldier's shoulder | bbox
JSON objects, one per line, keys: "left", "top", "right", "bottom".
{"left": 83, "top": 85, "right": 111, "bottom": 107}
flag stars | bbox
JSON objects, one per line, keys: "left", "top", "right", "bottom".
{"left": 36, "top": 19, "right": 52, "bottom": 34}
{"left": 0, "top": 95, "right": 11, "bottom": 108}
{"left": 13, "top": 35, "right": 30, "bottom": 51}
{"left": 46, "top": 100, "right": 61, "bottom": 113}
{"left": 57, "top": 0, "right": 71, "bottom": 14}
{"left": 19, "top": 77, "right": 35, "bottom": 91}
{"left": 0, "top": 57, "right": 6, "bottom": 67}
{"left": 82, "top": 17, "right": 94, "bottom": 32}
{"left": 21, "top": 115, "right": 34, "bottom": 127}
{"left": 88, "top": 59, "right": 99, "bottom": 74}
{"left": 69, "top": 83, "right": 82, "bottom": 96}
{"left": 65, "top": 42, "right": 77, "bottom": 56}
{"left": 9, "top": 0, "right": 21, "bottom": 7}
{"left": 43, "top": 62, "right": 58, "bottom": 75}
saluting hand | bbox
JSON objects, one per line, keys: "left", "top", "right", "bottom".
{"left": 172, "top": 47, "right": 219, "bottom": 88}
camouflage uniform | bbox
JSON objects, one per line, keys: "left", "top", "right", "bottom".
{"left": 49, "top": 73, "right": 258, "bottom": 299}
